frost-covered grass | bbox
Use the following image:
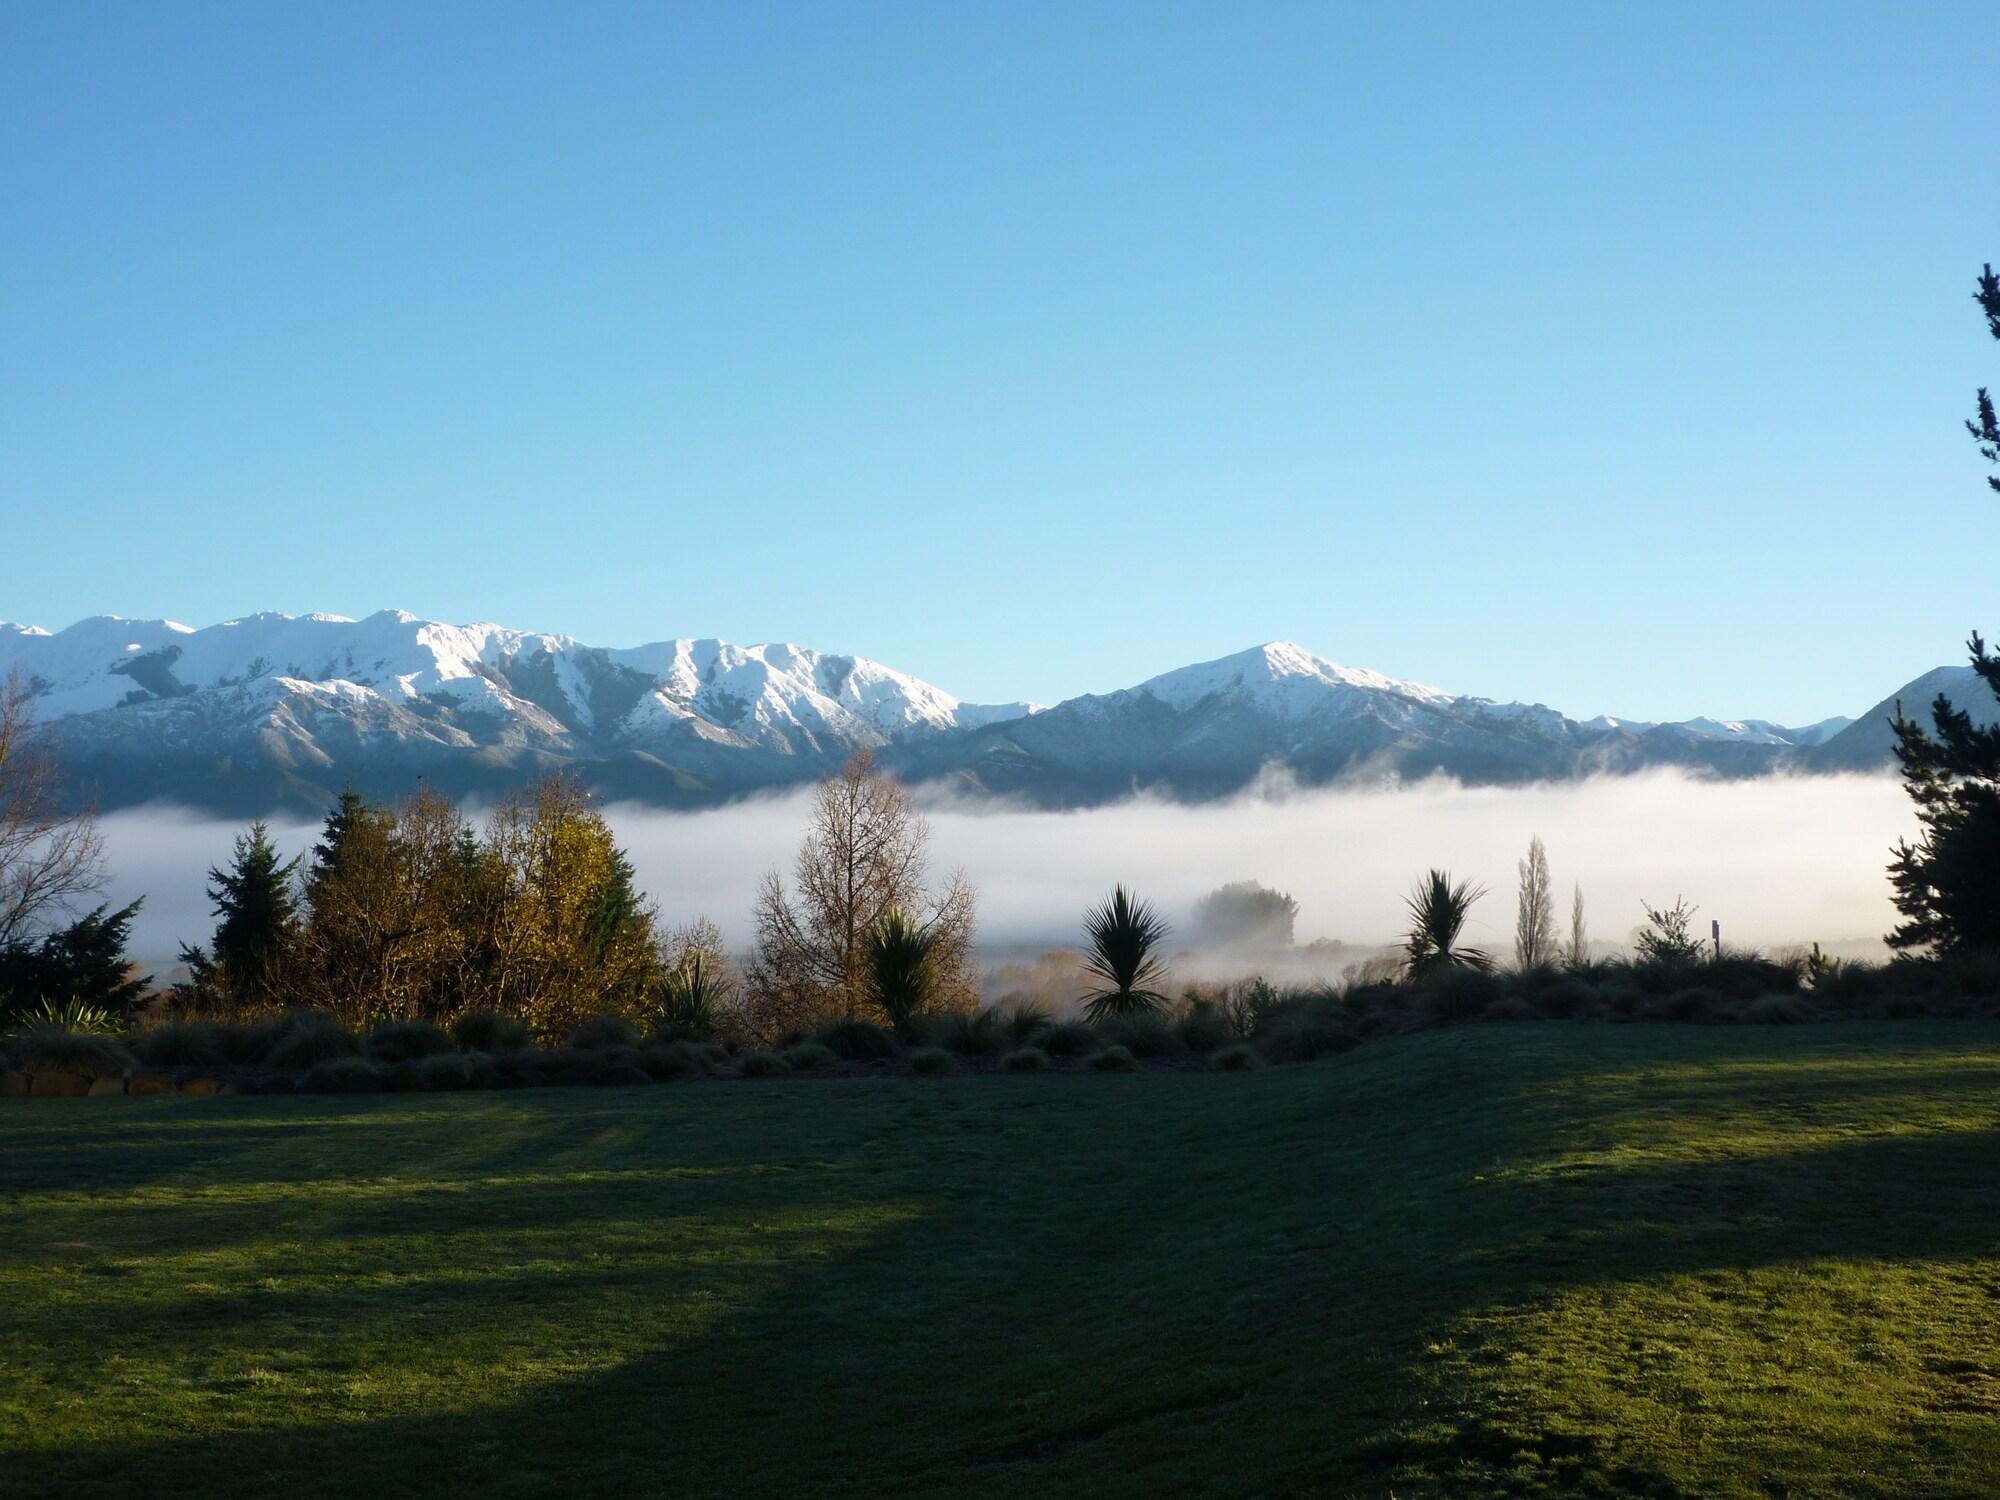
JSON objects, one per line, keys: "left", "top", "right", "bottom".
{"left": 3, "top": 1023, "right": 1998, "bottom": 1497}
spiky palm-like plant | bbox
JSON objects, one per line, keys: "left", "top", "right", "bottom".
{"left": 865, "top": 907, "right": 938, "bottom": 1033}
{"left": 1080, "top": 885, "right": 1172, "bottom": 1022}
{"left": 1403, "top": 870, "right": 1493, "bottom": 979}
{"left": 652, "top": 951, "right": 731, "bottom": 1039}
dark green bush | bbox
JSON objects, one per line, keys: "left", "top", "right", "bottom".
{"left": 781, "top": 1041, "right": 838, "bottom": 1072}
{"left": 636, "top": 1041, "right": 712, "bottom": 1081}
{"left": 926, "top": 1008, "right": 1006, "bottom": 1056}
{"left": 367, "top": 1018, "right": 456, "bottom": 1063}
{"left": 496, "top": 1045, "right": 601, "bottom": 1087}
{"left": 568, "top": 1015, "right": 642, "bottom": 1052}
{"left": 134, "top": 1019, "right": 234, "bottom": 1067}
{"left": 1648, "top": 987, "right": 1720, "bottom": 1024}
{"left": 1534, "top": 978, "right": 1601, "bottom": 1020}
{"left": 595, "top": 1063, "right": 654, "bottom": 1087}
{"left": 737, "top": 1051, "right": 792, "bottom": 1078}
{"left": 257, "top": 1011, "right": 361, "bottom": 1070}
{"left": 301, "top": 1056, "right": 384, "bottom": 1093}
{"left": 1000, "top": 1003, "right": 1053, "bottom": 1048}
{"left": 908, "top": 1047, "right": 956, "bottom": 1075}
{"left": 1213, "top": 1044, "right": 1264, "bottom": 1071}
{"left": 417, "top": 1052, "right": 475, "bottom": 1090}
{"left": 1029, "top": 1021, "right": 1098, "bottom": 1057}
{"left": 1175, "top": 1000, "right": 1235, "bottom": 1054}
{"left": 452, "top": 1011, "right": 531, "bottom": 1052}
{"left": 813, "top": 1019, "right": 898, "bottom": 1060}
{"left": 1421, "top": 965, "right": 1504, "bottom": 1021}
{"left": 1086, "top": 1045, "right": 1138, "bottom": 1072}
{"left": 1001, "top": 1047, "right": 1049, "bottom": 1073}
{"left": 2, "top": 1024, "right": 136, "bottom": 1079}
{"left": 1741, "top": 994, "right": 1812, "bottom": 1025}
{"left": 1482, "top": 996, "right": 1539, "bottom": 1022}
{"left": 1097, "top": 1015, "right": 1184, "bottom": 1058}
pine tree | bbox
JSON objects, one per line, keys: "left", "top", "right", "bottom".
{"left": 0, "top": 899, "right": 148, "bottom": 1020}
{"left": 1887, "top": 264, "right": 2000, "bottom": 955}
{"left": 205, "top": 820, "right": 301, "bottom": 1008}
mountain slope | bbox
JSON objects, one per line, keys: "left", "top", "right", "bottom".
{"left": 1814, "top": 664, "right": 1999, "bottom": 768}
{"left": 0, "top": 614, "right": 1917, "bottom": 814}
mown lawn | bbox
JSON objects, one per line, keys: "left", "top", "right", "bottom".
{"left": 3, "top": 1022, "right": 1998, "bottom": 1498}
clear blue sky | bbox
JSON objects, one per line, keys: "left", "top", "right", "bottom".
{"left": 3, "top": 2, "right": 1994, "bottom": 724}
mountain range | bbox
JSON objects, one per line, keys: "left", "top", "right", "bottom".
{"left": 0, "top": 610, "right": 1987, "bottom": 815}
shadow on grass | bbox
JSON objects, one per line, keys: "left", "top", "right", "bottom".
{"left": 7, "top": 1027, "right": 2000, "bottom": 1498}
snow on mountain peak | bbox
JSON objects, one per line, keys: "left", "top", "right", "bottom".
{"left": 1134, "top": 641, "right": 1455, "bottom": 716}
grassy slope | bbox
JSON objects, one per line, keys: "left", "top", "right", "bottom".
{"left": 2, "top": 1023, "right": 1998, "bottom": 1498}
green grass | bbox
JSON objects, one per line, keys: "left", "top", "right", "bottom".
{"left": 3, "top": 1023, "right": 1999, "bottom": 1497}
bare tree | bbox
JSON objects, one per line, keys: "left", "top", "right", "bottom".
{"left": 746, "top": 751, "right": 976, "bottom": 1038}
{"left": 0, "top": 670, "right": 105, "bottom": 949}
{"left": 1513, "top": 834, "right": 1555, "bottom": 970}
{"left": 1566, "top": 882, "right": 1589, "bottom": 968}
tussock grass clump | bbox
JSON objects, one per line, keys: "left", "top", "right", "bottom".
{"left": 1086, "top": 1045, "right": 1138, "bottom": 1073}
{"left": 813, "top": 1019, "right": 898, "bottom": 1061}
{"left": 1532, "top": 978, "right": 1603, "bottom": 1020}
{"left": 1251, "top": 991, "right": 1359, "bottom": 1064}
{"left": 568, "top": 1015, "right": 642, "bottom": 1052}
{"left": 1001, "top": 1047, "right": 1049, "bottom": 1073}
{"left": 417, "top": 1052, "right": 476, "bottom": 1090}
{"left": 737, "top": 1051, "right": 792, "bottom": 1078}
{"left": 452, "top": 1011, "right": 531, "bottom": 1053}
{"left": 1212, "top": 1043, "right": 1264, "bottom": 1071}
{"left": 1742, "top": 994, "right": 1813, "bottom": 1025}
{"left": 1028, "top": 1021, "right": 1097, "bottom": 1057}
{"left": 1097, "top": 1015, "right": 1184, "bottom": 1058}
{"left": 1421, "top": 965, "right": 1505, "bottom": 1022}
{"left": 134, "top": 1019, "right": 235, "bottom": 1067}
{"left": 255, "top": 1010, "right": 360, "bottom": 1070}
{"left": 367, "top": 1018, "right": 456, "bottom": 1063}
{"left": 495, "top": 1046, "right": 602, "bottom": 1087}
{"left": 925, "top": 1008, "right": 1006, "bottom": 1056}
{"left": 636, "top": 1041, "right": 713, "bottom": 1081}
{"left": 999, "top": 1003, "right": 1054, "bottom": 1048}
{"left": 595, "top": 1063, "right": 654, "bottom": 1087}
{"left": 1646, "top": 987, "right": 1721, "bottom": 1024}
{"left": 2, "top": 1024, "right": 136, "bottom": 1080}
{"left": 1175, "top": 1000, "right": 1236, "bottom": 1054}
{"left": 908, "top": 1047, "right": 956, "bottom": 1075}
{"left": 301, "top": 1056, "right": 384, "bottom": 1093}
{"left": 781, "top": 1041, "right": 838, "bottom": 1072}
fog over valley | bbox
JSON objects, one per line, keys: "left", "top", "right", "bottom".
{"left": 96, "top": 769, "right": 1911, "bottom": 981}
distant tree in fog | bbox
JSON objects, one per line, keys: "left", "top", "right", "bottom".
{"left": 1188, "top": 880, "right": 1299, "bottom": 951}
{"left": 1513, "top": 835, "right": 1555, "bottom": 970}
{"left": 1566, "top": 882, "right": 1589, "bottom": 968}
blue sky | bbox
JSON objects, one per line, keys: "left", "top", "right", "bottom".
{"left": 3, "top": 2, "right": 1994, "bottom": 724}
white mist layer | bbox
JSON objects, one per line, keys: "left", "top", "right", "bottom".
{"left": 96, "top": 771, "right": 1910, "bottom": 973}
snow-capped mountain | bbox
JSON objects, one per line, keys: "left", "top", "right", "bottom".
{"left": 0, "top": 611, "right": 1040, "bottom": 812}
{"left": 886, "top": 640, "right": 1859, "bottom": 804}
{"left": 0, "top": 614, "right": 1965, "bottom": 814}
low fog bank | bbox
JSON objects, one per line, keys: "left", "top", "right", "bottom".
{"left": 95, "top": 770, "right": 1909, "bottom": 980}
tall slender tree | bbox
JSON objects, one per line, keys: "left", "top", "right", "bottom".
{"left": 1513, "top": 835, "right": 1556, "bottom": 970}
{"left": 1887, "top": 264, "right": 2000, "bottom": 954}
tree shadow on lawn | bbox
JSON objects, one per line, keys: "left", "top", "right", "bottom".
{"left": 15, "top": 1067, "right": 2000, "bottom": 1499}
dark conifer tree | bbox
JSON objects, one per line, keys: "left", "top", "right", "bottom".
{"left": 1887, "top": 265, "right": 2000, "bottom": 954}
{"left": 0, "top": 900, "right": 148, "bottom": 1019}
{"left": 204, "top": 820, "right": 301, "bottom": 1006}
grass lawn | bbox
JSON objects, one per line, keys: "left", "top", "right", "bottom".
{"left": 3, "top": 1022, "right": 1999, "bottom": 1498}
